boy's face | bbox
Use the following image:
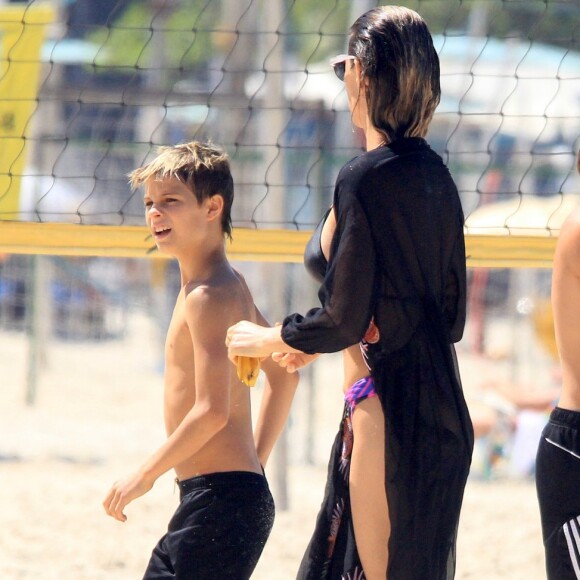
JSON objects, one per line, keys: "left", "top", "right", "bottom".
{"left": 144, "top": 176, "right": 211, "bottom": 255}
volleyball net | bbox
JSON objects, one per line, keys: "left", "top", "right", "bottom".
{"left": 1, "top": 1, "right": 576, "bottom": 497}
{"left": 0, "top": 0, "right": 579, "bottom": 268}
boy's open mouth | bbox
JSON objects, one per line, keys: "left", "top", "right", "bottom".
{"left": 153, "top": 226, "right": 172, "bottom": 240}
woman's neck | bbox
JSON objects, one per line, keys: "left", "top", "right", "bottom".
{"left": 364, "top": 124, "right": 387, "bottom": 151}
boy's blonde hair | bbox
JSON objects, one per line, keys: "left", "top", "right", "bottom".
{"left": 130, "top": 141, "right": 234, "bottom": 239}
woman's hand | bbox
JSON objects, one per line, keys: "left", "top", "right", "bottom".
{"left": 272, "top": 351, "right": 320, "bottom": 373}
{"left": 226, "top": 321, "right": 281, "bottom": 359}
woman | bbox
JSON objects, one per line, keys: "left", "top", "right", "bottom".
{"left": 226, "top": 6, "right": 474, "bottom": 579}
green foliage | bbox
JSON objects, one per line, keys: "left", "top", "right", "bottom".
{"left": 407, "top": 0, "right": 579, "bottom": 50}
{"left": 88, "top": 0, "right": 220, "bottom": 73}
{"left": 284, "top": 0, "right": 579, "bottom": 65}
{"left": 285, "top": 0, "right": 351, "bottom": 65}
{"left": 86, "top": 0, "right": 580, "bottom": 75}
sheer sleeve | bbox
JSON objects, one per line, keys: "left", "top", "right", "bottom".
{"left": 443, "top": 225, "right": 467, "bottom": 343}
{"left": 281, "top": 185, "right": 377, "bottom": 354}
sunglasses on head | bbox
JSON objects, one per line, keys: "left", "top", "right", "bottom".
{"left": 330, "top": 54, "right": 356, "bottom": 81}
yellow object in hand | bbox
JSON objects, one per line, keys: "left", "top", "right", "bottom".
{"left": 236, "top": 356, "right": 260, "bottom": 387}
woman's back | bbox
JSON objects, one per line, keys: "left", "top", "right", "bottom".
{"left": 333, "top": 137, "right": 466, "bottom": 354}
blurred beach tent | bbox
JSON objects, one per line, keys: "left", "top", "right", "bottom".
{"left": 435, "top": 34, "right": 580, "bottom": 143}
{"left": 465, "top": 193, "right": 580, "bottom": 236}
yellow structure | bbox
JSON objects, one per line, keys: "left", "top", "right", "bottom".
{"left": 0, "top": 4, "right": 53, "bottom": 217}
{"left": 0, "top": 220, "right": 559, "bottom": 268}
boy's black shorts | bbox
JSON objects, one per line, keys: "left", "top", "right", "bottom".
{"left": 143, "top": 471, "right": 275, "bottom": 580}
{"left": 536, "top": 407, "right": 580, "bottom": 580}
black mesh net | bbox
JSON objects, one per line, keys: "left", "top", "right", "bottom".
{"left": 0, "top": 0, "right": 578, "bottom": 233}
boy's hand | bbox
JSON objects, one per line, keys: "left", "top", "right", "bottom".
{"left": 103, "top": 471, "right": 154, "bottom": 522}
{"left": 272, "top": 352, "right": 320, "bottom": 373}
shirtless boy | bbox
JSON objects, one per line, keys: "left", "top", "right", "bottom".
{"left": 103, "top": 141, "right": 298, "bottom": 579}
{"left": 536, "top": 150, "right": 580, "bottom": 579}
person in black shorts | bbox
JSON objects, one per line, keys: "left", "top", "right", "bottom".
{"left": 536, "top": 150, "right": 580, "bottom": 580}
{"left": 102, "top": 141, "right": 298, "bottom": 579}
{"left": 537, "top": 410, "right": 580, "bottom": 579}
{"left": 144, "top": 472, "right": 274, "bottom": 579}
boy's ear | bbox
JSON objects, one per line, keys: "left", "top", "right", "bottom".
{"left": 206, "top": 194, "right": 224, "bottom": 222}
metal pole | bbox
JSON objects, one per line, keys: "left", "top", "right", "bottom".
{"left": 137, "top": 1, "right": 174, "bottom": 362}
{"left": 303, "top": 102, "right": 329, "bottom": 464}
{"left": 25, "top": 253, "right": 51, "bottom": 405}
{"left": 25, "top": 255, "right": 40, "bottom": 405}
{"left": 135, "top": 0, "right": 174, "bottom": 149}
{"left": 259, "top": 0, "right": 289, "bottom": 510}
{"left": 23, "top": 1, "right": 63, "bottom": 405}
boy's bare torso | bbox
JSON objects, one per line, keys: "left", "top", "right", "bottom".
{"left": 164, "top": 268, "right": 262, "bottom": 481}
{"left": 553, "top": 207, "right": 580, "bottom": 411}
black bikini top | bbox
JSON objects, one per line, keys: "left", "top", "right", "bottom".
{"left": 304, "top": 207, "right": 331, "bottom": 283}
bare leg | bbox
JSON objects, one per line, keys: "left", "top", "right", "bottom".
{"left": 350, "top": 396, "right": 390, "bottom": 579}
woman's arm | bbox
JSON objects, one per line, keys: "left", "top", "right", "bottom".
{"left": 227, "top": 182, "right": 377, "bottom": 358}
{"left": 226, "top": 321, "right": 299, "bottom": 358}
{"left": 281, "top": 188, "right": 377, "bottom": 354}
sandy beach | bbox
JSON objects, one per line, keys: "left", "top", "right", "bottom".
{"left": 0, "top": 309, "right": 548, "bottom": 579}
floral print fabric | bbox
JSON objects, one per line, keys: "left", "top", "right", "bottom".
{"left": 297, "top": 378, "right": 378, "bottom": 580}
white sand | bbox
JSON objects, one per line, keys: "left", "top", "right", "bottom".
{"left": 0, "top": 313, "right": 547, "bottom": 579}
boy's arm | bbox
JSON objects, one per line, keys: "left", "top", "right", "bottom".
{"left": 253, "top": 307, "right": 299, "bottom": 467}
{"left": 558, "top": 209, "right": 580, "bottom": 279}
{"left": 103, "top": 287, "right": 232, "bottom": 522}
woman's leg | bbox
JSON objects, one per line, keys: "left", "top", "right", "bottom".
{"left": 350, "top": 395, "right": 390, "bottom": 579}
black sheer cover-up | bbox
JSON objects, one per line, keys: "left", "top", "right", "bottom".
{"left": 283, "top": 138, "right": 474, "bottom": 580}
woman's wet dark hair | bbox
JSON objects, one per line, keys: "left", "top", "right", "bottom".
{"left": 348, "top": 6, "right": 441, "bottom": 143}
